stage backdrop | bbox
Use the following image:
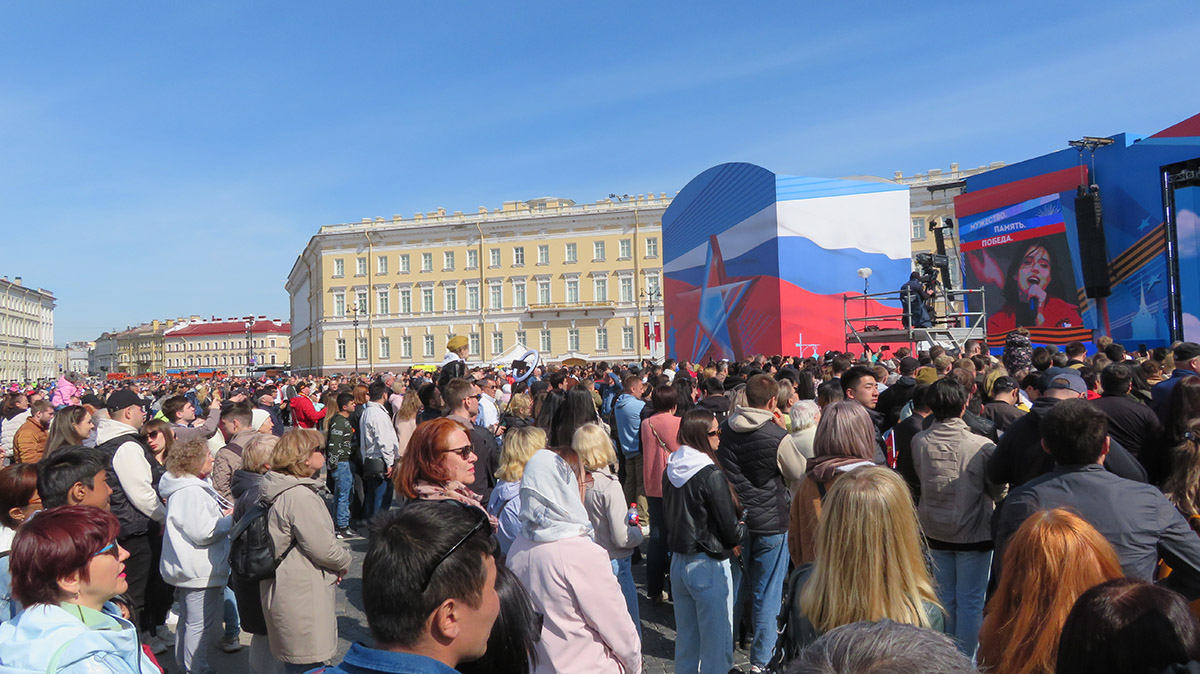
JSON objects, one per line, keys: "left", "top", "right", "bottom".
{"left": 663, "top": 162, "right": 910, "bottom": 362}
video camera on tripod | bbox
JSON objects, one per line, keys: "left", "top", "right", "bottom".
{"left": 914, "top": 252, "right": 950, "bottom": 289}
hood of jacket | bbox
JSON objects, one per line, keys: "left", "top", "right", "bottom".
{"left": 0, "top": 603, "right": 152, "bottom": 674}
{"left": 728, "top": 405, "right": 776, "bottom": 433}
{"left": 95, "top": 417, "right": 139, "bottom": 445}
{"left": 159, "top": 471, "right": 218, "bottom": 500}
{"left": 261, "top": 470, "right": 323, "bottom": 503}
{"left": 229, "top": 469, "right": 262, "bottom": 501}
{"left": 806, "top": 454, "right": 875, "bottom": 483}
{"left": 667, "top": 445, "right": 715, "bottom": 488}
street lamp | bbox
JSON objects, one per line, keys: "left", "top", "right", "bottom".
{"left": 640, "top": 287, "right": 662, "bottom": 361}
{"left": 348, "top": 304, "right": 361, "bottom": 374}
{"left": 244, "top": 317, "right": 255, "bottom": 377}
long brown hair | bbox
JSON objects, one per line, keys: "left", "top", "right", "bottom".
{"left": 978, "top": 508, "right": 1123, "bottom": 674}
{"left": 1164, "top": 418, "right": 1200, "bottom": 533}
{"left": 676, "top": 408, "right": 740, "bottom": 510}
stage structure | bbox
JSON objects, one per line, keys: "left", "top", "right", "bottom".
{"left": 662, "top": 162, "right": 911, "bottom": 362}
{"left": 955, "top": 112, "right": 1200, "bottom": 348}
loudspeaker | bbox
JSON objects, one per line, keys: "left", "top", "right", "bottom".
{"left": 1075, "top": 185, "right": 1112, "bottom": 298}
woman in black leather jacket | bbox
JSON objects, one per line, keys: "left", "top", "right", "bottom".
{"left": 662, "top": 408, "right": 746, "bottom": 674}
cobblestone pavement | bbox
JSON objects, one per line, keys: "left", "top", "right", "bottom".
{"left": 169, "top": 536, "right": 753, "bottom": 674}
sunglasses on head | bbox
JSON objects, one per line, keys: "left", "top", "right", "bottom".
{"left": 420, "top": 501, "right": 490, "bottom": 592}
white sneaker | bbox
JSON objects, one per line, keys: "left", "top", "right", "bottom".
{"left": 219, "top": 635, "right": 243, "bottom": 653}
{"left": 164, "top": 610, "right": 179, "bottom": 627}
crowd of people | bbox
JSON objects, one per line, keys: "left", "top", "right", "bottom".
{"left": 4, "top": 332, "right": 1200, "bottom": 674}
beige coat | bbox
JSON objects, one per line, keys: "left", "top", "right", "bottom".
{"left": 259, "top": 471, "right": 352, "bottom": 664}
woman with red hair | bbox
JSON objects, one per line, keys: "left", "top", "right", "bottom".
{"left": 0, "top": 506, "right": 159, "bottom": 674}
{"left": 977, "top": 508, "right": 1124, "bottom": 674}
{"left": 394, "top": 417, "right": 496, "bottom": 528}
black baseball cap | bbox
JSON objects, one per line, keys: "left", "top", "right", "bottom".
{"left": 106, "top": 389, "right": 143, "bottom": 413}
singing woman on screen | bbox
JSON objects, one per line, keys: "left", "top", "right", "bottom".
{"left": 986, "top": 241, "right": 1082, "bottom": 334}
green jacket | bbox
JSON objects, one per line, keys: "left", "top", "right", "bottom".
{"left": 326, "top": 413, "right": 354, "bottom": 466}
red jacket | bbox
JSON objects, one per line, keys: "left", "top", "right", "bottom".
{"left": 289, "top": 395, "right": 326, "bottom": 428}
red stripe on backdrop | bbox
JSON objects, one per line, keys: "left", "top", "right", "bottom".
{"left": 1150, "top": 112, "right": 1200, "bottom": 139}
{"left": 960, "top": 222, "right": 1066, "bottom": 253}
{"left": 955, "top": 166, "right": 1086, "bottom": 219}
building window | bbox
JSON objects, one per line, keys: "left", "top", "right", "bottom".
{"left": 513, "top": 282, "right": 526, "bottom": 308}
{"left": 596, "top": 328, "right": 608, "bottom": 352}
{"left": 421, "top": 288, "right": 434, "bottom": 313}
{"left": 469, "top": 333, "right": 480, "bottom": 357}
{"left": 537, "top": 245, "right": 550, "bottom": 265}
{"left": 444, "top": 251, "right": 455, "bottom": 270}
{"left": 489, "top": 248, "right": 501, "bottom": 267}
{"left": 513, "top": 246, "right": 525, "bottom": 266}
{"left": 620, "top": 277, "right": 634, "bottom": 303}
{"left": 333, "top": 259, "right": 344, "bottom": 277}
{"left": 379, "top": 336, "right": 390, "bottom": 359}
{"left": 466, "top": 249, "right": 478, "bottom": 269}
{"left": 400, "top": 254, "right": 410, "bottom": 273}
{"left": 516, "top": 330, "right": 527, "bottom": 347}
{"left": 537, "top": 280, "right": 551, "bottom": 304}
{"left": 911, "top": 217, "right": 927, "bottom": 240}
{"left": 399, "top": 289, "right": 412, "bottom": 314}
{"left": 593, "top": 277, "right": 607, "bottom": 302}
{"left": 460, "top": 285, "right": 476, "bottom": 311}
{"left": 490, "top": 285, "right": 502, "bottom": 310}
{"left": 357, "top": 338, "right": 368, "bottom": 361}
{"left": 270, "top": 354, "right": 276, "bottom": 365}
{"left": 355, "top": 290, "right": 368, "bottom": 314}
{"left": 593, "top": 241, "right": 605, "bottom": 261}
{"left": 646, "top": 237, "right": 659, "bottom": 257}
{"left": 492, "top": 332, "right": 503, "bottom": 354}
{"left": 377, "top": 290, "right": 390, "bottom": 315}
{"left": 565, "top": 242, "right": 577, "bottom": 263}
{"left": 645, "top": 273, "right": 661, "bottom": 295}
{"left": 540, "top": 329, "right": 552, "bottom": 353}
{"left": 334, "top": 293, "right": 346, "bottom": 318}
{"left": 445, "top": 287, "right": 457, "bottom": 311}
{"left": 421, "top": 253, "right": 433, "bottom": 272}
{"left": 567, "top": 328, "right": 580, "bottom": 352}
{"left": 356, "top": 257, "right": 367, "bottom": 276}
{"left": 335, "top": 338, "right": 346, "bottom": 360}
{"left": 377, "top": 256, "right": 388, "bottom": 274}
{"left": 270, "top": 338, "right": 276, "bottom": 347}
{"left": 423, "top": 334, "right": 435, "bottom": 358}
{"left": 619, "top": 239, "right": 631, "bottom": 259}
{"left": 566, "top": 279, "right": 579, "bottom": 303}
{"left": 401, "top": 335, "right": 412, "bottom": 359}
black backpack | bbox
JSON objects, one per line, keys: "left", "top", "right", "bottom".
{"left": 229, "top": 486, "right": 300, "bottom": 582}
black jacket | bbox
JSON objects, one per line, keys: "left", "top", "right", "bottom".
{"left": 986, "top": 397, "right": 1147, "bottom": 489}
{"left": 230, "top": 469, "right": 268, "bottom": 635}
{"left": 663, "top": 464, "right": 745, "bottom": 560}
{"left": 96, "top": 432, "right": 163, "bottom": 539}
{"left": 717, "top": 408, "right": 790, "bottom": 536}
{"left": 893, "top": 412, "right": 927, "bottom": 501}
{"left": 876, "top": 376, "right": 917, "bottom": 430}
{"left": 982, "top": 401, "right": 1025, "bottom": 435}
{"left": 696, "top": 395, "right": 733, "bottom": 424}
{"left": 1092, "top": 393, "right": 1165, "bottom": 481}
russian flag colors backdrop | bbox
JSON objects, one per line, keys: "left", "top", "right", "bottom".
{"left": 663, "top": 162, "right": 911, "bottom": 362}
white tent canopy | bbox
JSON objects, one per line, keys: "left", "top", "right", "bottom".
{"left": 489, "top": 342, "right": 536, "bottom": 368}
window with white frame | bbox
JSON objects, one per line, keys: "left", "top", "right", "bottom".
{"left": 421, "top": 253, "right": 433, "bottom": 272}
{"left": 356, "top": 290, "right": 368, "bottom": 314}
{"left": 467, "top": 286, "right": 480, "bottom": 310}
{"left": 469, "top": 333, "right": 480, "bottom": 356}
{"left": 379, "top": 336, "right": 390, "bottom": 359}
{"left": 399, "top": 289, "right": 412, "bottom": 314}
{"left": 400, "top": 254, "right": 410, "bottom": 273}
{"left": 423, "top": 334, "right": 435, "bottom": 358}
{"left": 377, "top": 290, "right": 390, "bottom": 315}
{"left": 911, "top": 217, "right": 927, "bottom": 240}
{"left": 421, "top": 288, "right": 434, "bottom": 313}
{"left": 490, "top": 285, "right": 502, "bottom": 310}
{"left": 513, "top": 246, "right": 525, "bottom": 266}
{"left": 593, "top": 241, "right": 605, "bottom": 260}
{"left": 646, "top": 237, "right": 659, "bottom": 257}
{"left": 620, "top": 277, "right": 634, "bottom": 302}
{"left": 356, "top": 257, "right": 367, "bottom": 276}
{"left": 593, "top": 277, "right": 607, "bottom": 302}
{"left": 619, "top": 239, "right": 631, "bottom": 259}
{"left": 540, "top": 329, "right": 552, "bottom": 353}
{"left": 492, "top": 332, "right": 503, "bottom": 354}
{"left": 489, "top": 248, "right": 501, "bottom": 267}
{"left": 513, "top": 282, "right": 526, "bottom": 308}
{"left": 401, "top": 335, "right": 412, "bottom": 358}
{"left": 567, "top": 328, "right": 580, "bottom": 352}
{"left": 516, "top": 330, "right": 527, "bottom": 347}
{"left": 377, "top": 256, "right": 388, "bottom": 274}
{"left": 537, "top": 245, "right": 549, "bottom": 265}
{"left": 335, "top": 338, "right": 346, "bottom": 360}
{"left": 622, "top": 326, "right": 635, "bottom": 350}
{"left": 645, "top": 273, "right": 661, "bottom": 295}
{"left": 566, "top": 279, "right": 579, "bottom": 303}
{"left": 444, "top": 286, "right": 457, "bottom": 311}
{"left": 537, "top": 280, "right": 551, "bottom": 304}
{"left": 334, "top": 292, "right": 346, "bottom": 318}
{"left": 596, "top": 327, "right": 609, "bottom": 352}
{"left": 357, "top": 337, "right": 368, "bottom": 361}
{"left": 565, "top": 242, "right": 577, "bottom": 262}
{"left": 443, "top": 251, "right": 455, "bottom": 270}
{"left": 333, "top": 259, "right": 345, "bottom": 277}
{"left": 467, "top": 249, "right": 478, "bottom": 269}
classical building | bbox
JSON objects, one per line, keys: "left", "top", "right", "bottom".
{"left": 66, "top": 341, "right": 93, "bottom": 375}
{"left": 287, "top": 194, "right": 671, "bottom": 374}
{"left": 111, "top": 320, "right": 175, "bottom": 375}
{"left": 0, "top": 275, "right": 57, "bottom": 382}
{"left": 164, "top": 317, "right": 291, "bottom": 376}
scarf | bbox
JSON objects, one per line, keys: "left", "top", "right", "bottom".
{"left": 414, "top": 480, "right": 498, "bottom": 530}
{"left": 518, "top": 449, "right": 594, "bottom": 542}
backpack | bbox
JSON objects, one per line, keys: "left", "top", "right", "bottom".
{"left": 229, "top": 486, "right": 301, "bottom": 582}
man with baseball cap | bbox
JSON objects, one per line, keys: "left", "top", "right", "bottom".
{"left": 986, "top": 370, "right": 1146, "bottom": 490}
{"left": 1151, "top": 341, "right": 1200, "bottom": 424}
{"left": 981, "top": 375, "right": 1025, "bottom": 434}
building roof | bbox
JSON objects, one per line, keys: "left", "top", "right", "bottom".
{"left": 165, "top": 318, "right": 289, "bottom": 338}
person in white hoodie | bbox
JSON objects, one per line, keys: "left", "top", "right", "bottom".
{"left": 159, "top": 436, "right": 234, "bottom": 674}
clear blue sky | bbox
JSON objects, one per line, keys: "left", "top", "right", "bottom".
{"left": 3, "top": 1, "right": 1198, "bottom": 344}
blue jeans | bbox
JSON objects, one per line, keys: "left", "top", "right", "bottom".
{"left": 329, "top": 462, "right": 352, "bottom": 528}
{"left": 931, "top": 548, "right": 992, "bottom": 657}
{"left": 732, "top": 532, "right": 789, "bottom": 667}
{"left": 611, "top": 556, "right": 641, "bottom": 638}
{"left": 223, "top": 585, "right": 239, "bottom": 639}
{"left": 671, "top": 553, "right": 734, "bottom": 674}
{"left": 363, "top": 474, "right": 392, "bottom": 522}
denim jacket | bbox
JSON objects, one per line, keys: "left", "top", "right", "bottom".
{"left": 322, "top": 643, "right": 459, "bottom": 674}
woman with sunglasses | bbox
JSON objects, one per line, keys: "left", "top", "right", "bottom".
{"left": 140, "top": 419, "right": 174, "bottom": 467}
{"left": 663, "top": 408, "right": 745, "bottom": 674}
{"left": 260, "top": 428, "right": 352, "bottom": 673}
{"left": 0, "top": 506, "right": 159, "bottom": 674}
{"left": 395, "top": 417, "right": 498, "bottom": 529}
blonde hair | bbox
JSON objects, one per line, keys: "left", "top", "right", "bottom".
{"left": 242, "top": 434, "right": 279, "bottom": 474}
{"left": 508, "top": 393, "right": 533, "bottom": 418}
{"left": 798, "top": 466, "right": 940, "bottom": 632}
{"left": 271, "top": 428, "right": 324, "bottom": 477}
{"left": 572, "top": 423, "right": 616, "bottom": 471}
{"left": 165, "top": 436, "right": 210, "bottom": 478}
{"left": 494, "top": 426, "right": 546, "bottom": 482}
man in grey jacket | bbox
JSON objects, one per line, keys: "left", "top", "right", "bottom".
{"left": 361, "top": 382, "right": 400, "bottom": 521}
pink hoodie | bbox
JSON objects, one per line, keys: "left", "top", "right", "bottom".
{"left": 50, "top": 376, "right": 79, "bottom": 407}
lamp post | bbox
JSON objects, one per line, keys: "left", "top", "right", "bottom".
{"left": 349, "top": 304, "right": 360, "bottom": 374}
{"left": 22, "top": 338, "right": 29, "bottom": 381}
{"left": 640, "top": 287, "right": 662, "bottom": 362}
{"left": 244, "top": 317, "right": 255, "bottom": 378}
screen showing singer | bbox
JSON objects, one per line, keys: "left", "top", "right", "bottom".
{"left": 985, "top": 241, "right": 1082, "bottom": 333}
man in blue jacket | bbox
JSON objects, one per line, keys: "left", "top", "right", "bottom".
{"left": 1151, "top": 341, "right": 1200, "bottom": 424}
{"left": 614, "top": 375, "right": 647, "bottom": 521}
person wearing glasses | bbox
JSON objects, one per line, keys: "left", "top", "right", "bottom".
{"left": 507, "top": 449, "right": 642, "bottom": 674}
{"left": 325, "top": 499, "right": 502, "bottom": 674}
{"left": 0, "top": 505, "right": 159, "bottom": 674}
{"left": 395, "top": 417, "right": 499, "bottom": 528}
{"left": 260, "top": 429, "right": 353, "bottom": 674}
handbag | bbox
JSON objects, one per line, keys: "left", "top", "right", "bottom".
{"left": 363, "top": 456, "right": 388, "bottom": 478}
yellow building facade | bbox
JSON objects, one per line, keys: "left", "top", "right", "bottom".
{"left": 287, "top": 194, "right": 671, "bottom": 374}
{"left": 164, "top": 317, "right": 291, "bottom": 376}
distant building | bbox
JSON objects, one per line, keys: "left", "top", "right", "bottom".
{"left": 90, "top": 333, "right": 118, "bottom": 376}
{"left": 0, "top": 275, "right": 57, "bottom": 382}
{"left": 164, "top": 317, "right": 291, "bottom": 376}
{"left": 66, "top": 341, "right": 93, "bottom": 375}
{"left": 112, "top": 320, "right": 176, "bottom": 375}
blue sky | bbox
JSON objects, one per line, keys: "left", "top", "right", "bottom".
{"left": 2, "top": 1, "right": 1198, "bottom": 345}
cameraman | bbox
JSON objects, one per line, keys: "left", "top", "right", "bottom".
{"left": 900, "top": 271, "right": 933, "bottom": 328}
